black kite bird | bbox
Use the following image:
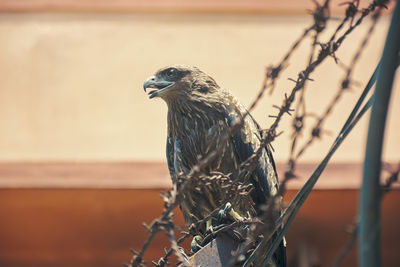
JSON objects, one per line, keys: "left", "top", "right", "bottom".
{"left": 143, "top": 65, "right": 286, "bottom": 266}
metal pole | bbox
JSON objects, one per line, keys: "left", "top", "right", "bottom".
{"left": 358, "top": 2, "right": 400, "bottom": 266}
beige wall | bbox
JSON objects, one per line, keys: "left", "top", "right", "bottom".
{"left": 0, "top": 13, "right": 398, "bottom": 163}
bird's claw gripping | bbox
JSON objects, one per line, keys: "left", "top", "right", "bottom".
{"left": 205, "top": 219, "right": 214, "bottom": 235}
{"left": 190, "top": 235, "right": 203, "bottom": 253}
{"left": 217, "top": 202, "right": 244, "bottom": 222}
{"left": 229, "top": 207, "right": 245, "bottom": 222}
{"left": 217, "top": 202, "right": 231, "bottom": 222}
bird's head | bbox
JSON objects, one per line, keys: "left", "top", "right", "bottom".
{"left": 143, "top": 65, "right": 219, "bottom": 103}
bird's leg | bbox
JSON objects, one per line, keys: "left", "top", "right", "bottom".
{"left": 206, "top": 219, "right": 213, "bottom": 233}
{"left": 217, "top": 202, "right": 244, "bottom": 222}
{"left": 190, "top": 235, "right": 203, "bottom": 253}
{"left": 191, "top": 219, "right": 215, "bottom": 253}
{"left": 229, "top": 207, "right": 244, "bottom": 222}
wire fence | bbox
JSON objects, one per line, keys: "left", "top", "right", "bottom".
{"left": 126, "top": 0, "right": 398, "bottom": 266}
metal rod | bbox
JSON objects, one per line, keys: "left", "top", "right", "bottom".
{"left": 358, "top": 2, "right": 400, "bottom": 266}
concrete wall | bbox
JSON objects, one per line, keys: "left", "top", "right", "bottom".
{"left": 0, "top": 13, "right": 398, "bottom": 162}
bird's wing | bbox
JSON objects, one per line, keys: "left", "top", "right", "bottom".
{"left": 166, "top": 136, "right": 191, "bottom": 185}
{"left": 166, "top": 136, "right": 175, "bottom": 178}
{"left": 248, "top": 112, "right": 278, "bottom": 176}
{"left": 226, "top": 108, "right": 278, "bottom": 206}
{"left": 227, "top": 111, "right": 286, "bottom": 267}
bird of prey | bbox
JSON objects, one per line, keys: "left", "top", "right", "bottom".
{"left": 143, "top": 65, "right": 286, "bottom": 266}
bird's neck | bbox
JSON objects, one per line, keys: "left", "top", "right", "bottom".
{"left": 166, "top": 97, "right": 224, "bottom": 138}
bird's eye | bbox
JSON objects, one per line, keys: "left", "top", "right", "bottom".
{"left": 166, "top": 68, "right": 178, "bottom": 78}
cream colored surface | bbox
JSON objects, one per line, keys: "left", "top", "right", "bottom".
{"left": 0, "top": 13, "right": 398, "bottom": 162}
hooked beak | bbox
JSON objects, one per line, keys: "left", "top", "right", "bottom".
{"left": 143, "top": 76, "right": 174, "bottom": 99}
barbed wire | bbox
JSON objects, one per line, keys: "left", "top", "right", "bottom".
{"left": 242, "top": 2, "right": 389, "bottom": 264}
{"left": 127, "top": 0, "right": 391, "bottom": 266}
{"left": 287, "top": 1, "right": 382, "bottom": 176}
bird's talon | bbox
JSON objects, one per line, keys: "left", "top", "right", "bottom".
{"left": 217, "top": 209, "right": 226, "bottom": 222}
{"left": 205, "top": 219, "right": 213, "bottom": 233}
{"left": 217, "top": 202, "right": 233, "bottom": 222}
{"left": 224, "top": 202, "right": 232, "bottom": 212}
{"left": 205, "top": 225, "right": 214, "bottom": 236}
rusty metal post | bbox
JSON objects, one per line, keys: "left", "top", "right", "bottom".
{"left": 188, "top": 233, "right": 240, "bottom": 267}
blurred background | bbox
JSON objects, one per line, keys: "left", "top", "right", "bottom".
{"left": 0, "top": 0, "right": 399, "bottom": 266}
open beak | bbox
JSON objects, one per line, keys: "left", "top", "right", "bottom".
{"left": 143, "top": 76, "right": 174, "bottom": 99}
